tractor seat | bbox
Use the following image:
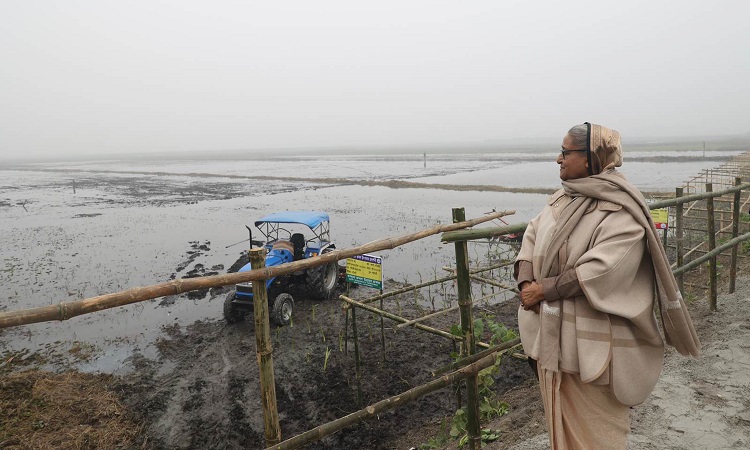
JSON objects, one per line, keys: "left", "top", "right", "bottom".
{"left": 271, "top": 240, "right": 294, "bottom": 253}
{"left": 290, "top": 233, "right": 306, "bottom": 260}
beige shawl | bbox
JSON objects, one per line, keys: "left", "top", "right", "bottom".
{"left": 517, "top": 123, "right": 700, "bottom": 405}
{"left": 564, "top": 173, "right": 701, "bottom": 357}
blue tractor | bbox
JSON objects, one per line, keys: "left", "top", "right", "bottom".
{"left": 223, "top": 211, "right": 339, "bottom": 326}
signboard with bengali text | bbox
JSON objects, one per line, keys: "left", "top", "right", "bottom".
{"left": 650, "top": 208, "right": 668, "bottom": 230}
{"left": 345, "top": 254, "right": 383, "bottom": 290}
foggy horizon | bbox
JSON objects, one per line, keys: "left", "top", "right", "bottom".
{"left": 2, "top": 1, "right": 748, "bottom": 161}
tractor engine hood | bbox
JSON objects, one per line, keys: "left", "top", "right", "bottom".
{"left": 238, "top": 248, "right": 293, "bottom": 273}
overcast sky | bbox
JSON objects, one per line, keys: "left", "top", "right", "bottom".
{"left": 1, "top": 0, "right": 748, "bottom": 158}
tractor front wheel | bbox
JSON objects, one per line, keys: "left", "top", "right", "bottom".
{"left": 223, "top": 291, "right": 245, "bottom": 324}
{"left": 271, "top": 293, "right": 294, "bottom": 326}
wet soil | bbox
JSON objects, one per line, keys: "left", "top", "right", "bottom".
{"left": 111, "top": 276, "right": 531, "bottom": 450}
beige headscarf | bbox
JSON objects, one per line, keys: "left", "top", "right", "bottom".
{"left": 586, "top": 122, "right": 623, "bottom": 175}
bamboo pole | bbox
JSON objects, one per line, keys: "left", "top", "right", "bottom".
{"left": 452, "top": 207, "right": 481, "bottom": 450}
{"left": 351, "top": 306, "right": 362, "bottom": 405}
{"left": 440, "top": 262, "right": 514, "bottom": 274}
{"left": 339, "top": 295, "right": 490, "bottom": 349}
{"left": 0, "top": 211, "right": 514, "bottom": 330}
{"left": 706, "top": 183, "right": 718, "bottom": 311}
{"left": 452, "top": 340, "right": 461, "bottom": 410}
{"left": 380, "top": 295, "right": 386, "bottom": 361}
{"left": 673, "top": 231, "right": 750, "bottom": 276}
{"left": 441, "top": 223, "right": 527, "bottom": 243}
{"left": 648, "top": 182, "right": 750, "bottom": 209}
{"left": 397, "top": 289, "right": 507, "bottom": 330}
{"left": 250, "top": 249, "right": 282, "bottom": 447}
{"left": 675, "top": 187, "right": 684, "bottom": 294}
{"left": 432, "top": 338, "right": 521, "bottom": 377}
{"left": 665, "top": 246, "right": 741, "bottom": 258}
{"left": 342, "top": 273, "right": 457, "bottom": 311}
{"left": 342, "top": 261, "right": 512, "bottom": 310}
{"left": 264, "top": 346, "right": 506, "bottom": 450}
{"left": 397, "top": 304, "right": 460, "bottom": 328}
{"left": 344, "top": 308, "right": 349, "bottom": 356}
{"left": 468, "top": 274, "right": 519, "bottom": 293}
{"left": 730, "top": 177, "right": 741, "bottom": 293}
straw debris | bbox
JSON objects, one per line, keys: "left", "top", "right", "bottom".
{"left": 0, "top": 370, "right": 143, "bottom": 449}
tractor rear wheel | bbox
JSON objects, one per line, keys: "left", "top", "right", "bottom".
{"left": 306, "top": 260, "right": 338, "bottom": 301}
{"left": 223, "top": 291, "right": 245, "bottom": 323}
{"left": 271, "top": 293, "right": 294, "bottom": 326}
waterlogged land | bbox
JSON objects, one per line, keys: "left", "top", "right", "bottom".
{"left": 1, "top": 145, "right": 748, "bottom": 449}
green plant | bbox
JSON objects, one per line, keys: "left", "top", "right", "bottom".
{"left": 323, "top": 347, "right": 331, "bottom": 372}
{"left": 443, "top": 318, "right": 513, "bottom": 447}
{"left": 470, "top": 315, "right": 518, "bottom": 346}
{"left": 418, "top": 418, "right": 450, "bottom": 449}
{"left": 449, "top": 408, "right": 504, "bottom": 449}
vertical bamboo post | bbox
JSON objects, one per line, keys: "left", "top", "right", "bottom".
{"left": 249, "top": 248, "right": 282, "bottom": 446}
{"left": 452, "top": 207, "right": 480, "bottom": 450}
{"left": 675, "top": 187, "right": 685, "bottom": 295}
{"left": 344, "top": 283, "right": 350, "bottom": 355}
{"left": 452, "top": 340, "right": 461, "bottom": 410}
{"left": 730, "top": 177, "right": 741, "bottom": 293}
{"left": 380, "top": 293, "right": 386, "bottom": 361}
{"left": 351, "top": 306, "right": 362, "bottom": 405}
{"left": 706, "top": 183, "right": 717, "bottom": 311}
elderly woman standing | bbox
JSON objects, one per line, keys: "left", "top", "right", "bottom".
{"left": 515, "top": 123, "right": 701, "bottom": 449}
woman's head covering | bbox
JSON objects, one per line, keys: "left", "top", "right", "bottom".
{"left": 585, "top": 122, "right": 622, "bottom": 175}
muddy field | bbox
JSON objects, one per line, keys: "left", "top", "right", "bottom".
{"left": 1, "top": 151, "right": 746, "bottom": 449}
{"left": 0, "top": 162, "right": 536, "bottom": 449}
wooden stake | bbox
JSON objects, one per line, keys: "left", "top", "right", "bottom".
{"left": 432, "top": 337, "right": 521, "bottom": 376}
{"left": 351, "top": 306, "right": 362, "bottom": 406}
{"left": 730, "top": 177, "right": 741, "bottom": 293}
{"left": 379, "top": 293, "right": 386, "bottom": 362}
{"left": 674, "top": 187, "right": 685, "bottom": 296}
{"left": 250, "top": 248, "right": 282, "bottom": 447}
{"left": 452, "top": 207, "right": 480, "bottom": 450}
{"left": 673, "top": 231, "right": 750, "bottom": 276}
{"left": 397, "top": 304, "right": 460, "bottom": 328}
{"left": 707, "top": 183, "right": 717, "bottom": 311}
{"left": 339, "top": 295, "right": 491, "bottom": 348}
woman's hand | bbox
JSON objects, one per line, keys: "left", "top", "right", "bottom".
{"left": 520, "top": 281, "right": 544, "bottom": 314}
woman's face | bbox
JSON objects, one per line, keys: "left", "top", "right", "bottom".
{"left": 557, "top": 134, "right": 589, "bottom": 181}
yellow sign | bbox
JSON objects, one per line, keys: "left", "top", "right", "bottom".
{"left": 650, "top": 208, "right": 668, "bottom": 229}
{"left": 345, "top": 254, "right": 383, "bottom": 289}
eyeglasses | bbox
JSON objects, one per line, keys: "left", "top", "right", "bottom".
{"left": 560, "top": 148, "right": 588, "bottom": 160}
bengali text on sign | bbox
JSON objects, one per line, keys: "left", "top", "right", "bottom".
{"left": 650, "top": 208, "right": 669, "bottom": 230}
{"left": 345, "top": 254, "right": 383, "bottom": 290}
